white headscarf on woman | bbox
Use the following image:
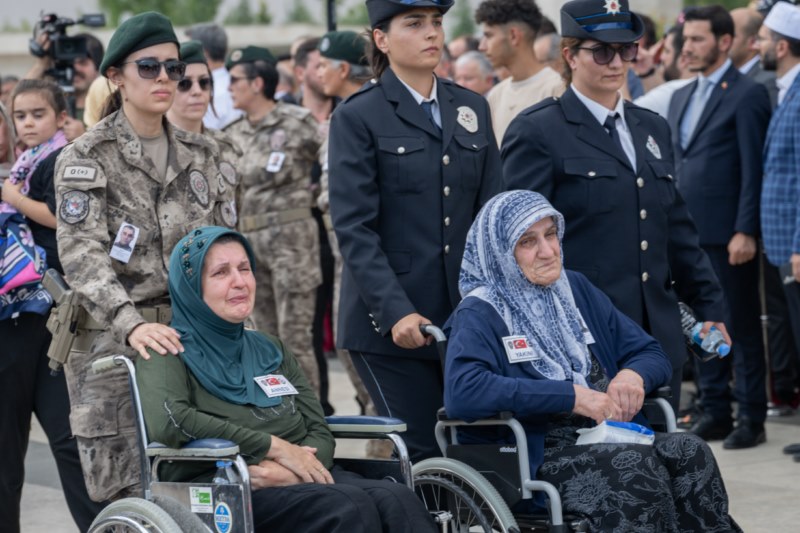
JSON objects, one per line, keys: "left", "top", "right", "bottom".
{"left": 459, "top": 190, "right": 592, "bottom": 386}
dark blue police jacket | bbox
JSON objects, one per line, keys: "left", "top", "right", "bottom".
{"left": 444, "top": 271, "right": 672, "bottom": 487}
{"left": 329, "top": 68, "right": 502, "bottom": 359}
{"left": 501, "top": 87, "right": 724, "bottom": 378}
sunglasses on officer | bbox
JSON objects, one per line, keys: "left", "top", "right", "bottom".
{"left": 576, "top": 43, "right": 639, "bottom": 65}
{"left": 177, "top": 77, "right": 212, "bottom": 93}
{"left": 120, "top": 58, "right": 187, "bottom": 81}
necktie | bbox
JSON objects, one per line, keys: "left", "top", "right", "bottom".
{"left": 603, "top": 113, "right": 625, "bottom": 157}
{"left": 681, "top": 77, "right": 711, "bottom": 148}
{"left": 420, "top": 100, "right": 441, "bottom": 133}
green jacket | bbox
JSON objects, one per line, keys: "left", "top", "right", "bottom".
{"left": 136, "top": 332, "right": 334, "bottom": 481}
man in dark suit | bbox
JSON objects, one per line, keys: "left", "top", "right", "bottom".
{"left": 668, "top": 5, "right": 772, "bottom": 448}
{"left": 502, "top": 0, "right": 727, "bottom": 415}
{"left": 731, "top": 7, "right": 779, "bottom": 108}
{"left": 329, "top": 0, "right": 501, "bottom": 461}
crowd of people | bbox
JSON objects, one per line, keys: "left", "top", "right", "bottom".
{"left": 0, "top": 0, "right": 799, "bottom": 531}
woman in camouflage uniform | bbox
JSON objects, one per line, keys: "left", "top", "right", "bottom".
{"left": 53, "top": 12, "right": 240, "bottom": 502}
{"left": 224, "top": 46, "right": 323, "bottom": 396}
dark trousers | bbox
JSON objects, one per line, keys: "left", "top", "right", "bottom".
{"left": 251, "top": 466, "right": 436, "bottom": 533}
{"left": 351, "top": 352, "right": 443, "bottom": 462}
{"left": 312, "top": 212, "right": 335, "bottom": 415}
{"left": 697, "top": 247, "right": 768, "bottom": 422}
{"left": 763, "top": 260, "right": 799, "bottom": 402}
{"left": 780, "top": 278, "right": 800, "bottom": 365}
{"left": 0, "top": 313, "right": 106, "bottom": 533}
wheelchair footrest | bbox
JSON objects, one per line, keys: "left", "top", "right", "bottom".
{"left": 326, "top": 415, "right": 406, "bottom": 434}
{"left": 146, "top": 438, "right": 239, "bottom": 457}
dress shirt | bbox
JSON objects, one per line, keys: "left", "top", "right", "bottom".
{"left": 397, "top": 75, "right": 442, "bottom": 128}
{"left": 571, "top": 84, "right": 636, "bottom": 169}
{"left": 679, "top": 58, "right": 731, "bottom": 148}
{"left": 777, "top": 63, "right": 800, "bottom": 105}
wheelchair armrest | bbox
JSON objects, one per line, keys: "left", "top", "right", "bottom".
{"left": 645, "top": 386, "right": 671, "bottom": 399}
{"left": 325, "top": 415, "right": 407, "bottom": 434}
{"left": 145, "top": 438, "right": 239, "bottom": 458}
{"left": 436, "top": 406, "right": 513, "bottom": 422}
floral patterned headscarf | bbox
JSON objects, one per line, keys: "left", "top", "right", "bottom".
{"left": 459, "top": 190, "right": 592, "bottom": 386}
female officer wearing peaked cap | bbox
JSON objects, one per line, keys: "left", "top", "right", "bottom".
{"left": 500, "top": 0, "right": 727, "bottom": 413}
{"left": 328, "top": 0, "right": 502, "bottom": 461}
{"left": 53, "top": 11, "right": 239, "bottom": 502}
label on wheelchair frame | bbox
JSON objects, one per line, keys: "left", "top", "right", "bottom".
{"left": 190, "top": 486, "right": 213, "bottom": 513}
{"left": 255, "top": 374, "right": 299, "bottom": 398}
{"left": 214, "top": 502, "right": 233, "bottom": 533}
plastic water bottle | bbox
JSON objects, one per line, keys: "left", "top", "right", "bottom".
{"left": 212, "top": 460, "right": 239, "bottom": 485}
{"left": 678, "top": 302, "right": 731, "bottom": 360}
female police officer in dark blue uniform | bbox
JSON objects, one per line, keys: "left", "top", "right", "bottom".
{"left": 328, "top": 0, "right": 501, "bottom": 461}
{"left": 501, "top": 0, "right": 727, "bottom": 412}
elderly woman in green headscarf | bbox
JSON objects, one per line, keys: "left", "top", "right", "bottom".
{"left": 135, "top": 226, "right": 437, "bottom": 533}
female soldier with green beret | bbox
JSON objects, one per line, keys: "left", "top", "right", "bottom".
{"left": 224, "top": 46, "right": 323, "bottom": 397}
{"left": 53, "top": 12, "right": 239, "bottom": 501}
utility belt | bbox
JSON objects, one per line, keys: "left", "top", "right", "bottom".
{"left": 43, "top": 269, "right": 172, "bottom": 372}
{"left": 239, "top": 208, "right": 312, "bottom": 233}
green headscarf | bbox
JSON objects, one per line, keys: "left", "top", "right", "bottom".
{"left": 168, "top": 226, "right": 282, "bottom": 407}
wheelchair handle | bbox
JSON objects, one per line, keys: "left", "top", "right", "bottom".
{"left": 91, "top": 354, "right": 125, "bottom": 374}
{"left": 419, "top": 324, "right": 446, "bottom": 343}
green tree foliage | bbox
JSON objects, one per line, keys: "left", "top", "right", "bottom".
{"left": 99, "top": 0, "right": 221, "bottom": 26}
{"left": 684, "top": 0, "right": 749, "bottom": 10}
{"left": 223, "top": 0, "right": 254, "bottom": 25}
{"left": 287, "top": 0, "right": 316, "bottom": 24}
{"left": 339, "top": 3, "right": 370, "bottom": 26}
{"left": 256, "top": 1, "right": 273, "bottom": 24}
{"left": 451, "top": 0, "right": 476, "bottom": 39}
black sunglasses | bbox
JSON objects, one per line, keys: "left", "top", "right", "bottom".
{"left": 577, "top": 43, "right": 639, "bottom": 65}
{"left": 120, "top": 58, "right": 186, "bottom": 81}
{"left": 177, "top": 77, "right": 212, "bottom": 93}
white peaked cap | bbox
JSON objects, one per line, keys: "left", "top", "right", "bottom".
{"left": 764, "top": 1, "right": 800, "bottom": 40}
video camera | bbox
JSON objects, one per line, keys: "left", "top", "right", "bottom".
{"left": 28, "top": 12, "right": 105, "bottom": 110}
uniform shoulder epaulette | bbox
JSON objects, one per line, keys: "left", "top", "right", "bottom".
{"left": 73, "top": 117, "right": 116, "bottom": 153}
{"left": 343, "top": 79, "right": 379, "bottom": 104}
{"left": 624, "top": 99, "right": 660, "bottom": 118}
{"left": 519, "top": 96, "right": 560, "bottom": 116}
{"left": 222, "top": 115, "right": 245, "bottom": 131}
{"left": 278, "top": 102, "right": 313, "bottom": 121}
{"left": 205, "top": 128, "right": 243, "bottom": 157}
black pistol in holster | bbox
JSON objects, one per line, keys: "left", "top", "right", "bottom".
{"left": 43, "top": 268, "right": 84, "bottom": 373}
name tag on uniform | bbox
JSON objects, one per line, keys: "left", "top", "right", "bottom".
{"left": 254, "top": 374, "right": 298, "bottom": 398}
{"left": 265, "top": 152, "right": 285, "bottom": 173}
{"left": 502, "top": 335, "right": 540, "bottom": 363}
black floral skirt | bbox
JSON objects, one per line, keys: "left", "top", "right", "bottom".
{"left": 537, "top": 429, "right": 742, "bottom": 533}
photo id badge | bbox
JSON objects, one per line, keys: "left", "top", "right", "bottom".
{"left": 254, "top": 374, "right": 298, "bottom": 398}
{"left": 109, "top": 222, "right": 139, "bottom": 264}
{"left": 265, "top": 152, "right": 286, "bottom": 173}
{"left": 502, "top": 335, "right": 540, "bottom": 363}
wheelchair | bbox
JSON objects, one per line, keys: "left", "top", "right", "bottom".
{"left": 85, "top": 354, "right": 415, "bottom": 532}
{"left": 411, "top": 325, "right": 678, "bottom": 533}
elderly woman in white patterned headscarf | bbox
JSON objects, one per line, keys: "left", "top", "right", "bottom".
{"left": 444, "top": 190, "right": 741, "bottom": 532}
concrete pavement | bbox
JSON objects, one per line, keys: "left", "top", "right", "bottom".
{"left": 20, "top": 359, "right": 800, "bottom": 532}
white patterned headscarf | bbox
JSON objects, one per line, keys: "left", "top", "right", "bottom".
{"left": 459, "top": 190, "right": 592, "bottom": 386}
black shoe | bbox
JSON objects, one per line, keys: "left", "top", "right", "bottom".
{"left": 722, "top": 418, "right": 766, "bottom": 449}
{"left": 783, "top": 443, "right": 800, "bottom": 455}
{"left": 688, "top": 414, "right": 733, "bottom": 441}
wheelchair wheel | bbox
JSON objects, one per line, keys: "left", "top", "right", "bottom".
{"left": 413, "top": 457, "right": 519, "bottom": 533}
{"left": 87, "top": 497, "right": 187, "bottom": 533}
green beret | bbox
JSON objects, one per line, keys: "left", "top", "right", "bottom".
{"left": 225, "top": 46, "right": 277, "bottom": 70}
{"left": 180, "top": 40, "right": 207, "bottom": 65}
{"left": 100, "top": 12, "right": 179, "bottom": 75}
{"left": 319, "top": 31, "right": 368, "bottom": 66}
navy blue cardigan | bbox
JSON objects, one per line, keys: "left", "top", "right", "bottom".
{"left": 443, "top": 270, "right": 672, "bottom": 483}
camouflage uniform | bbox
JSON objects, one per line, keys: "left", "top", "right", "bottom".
{"left": 54, "top": 110, "right": 239, "bottom": 501}
{"left": 225, "top": 102, "right": 322, "bottom": 394}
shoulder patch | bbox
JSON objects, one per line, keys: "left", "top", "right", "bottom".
{"left": 61, "top": 165, "right": 97, "bottom": 182}
{"left": 59, "top": 190, "right": 90, "bottom": 224}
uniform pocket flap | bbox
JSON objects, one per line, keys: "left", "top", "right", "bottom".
{"left": 563, "top": 158, "right": 617, "bottom": 178}
{"left": 453, "top": 134, "right": 489, "bottom": 151}
{"left": 646, "top": 160, "right": 674, "bottom": 179}
{"left": 377, "top": 136, "right": 425, "bottom": 155}
{"left": 70, "top": 401, "right": 119, "bottom": 438}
